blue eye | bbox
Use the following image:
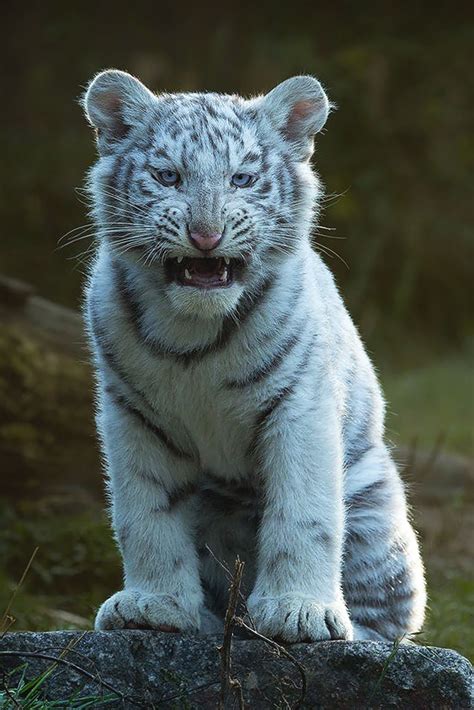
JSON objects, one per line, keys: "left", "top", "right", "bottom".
{"left": 231, "top": 173, "right": 256, "bottom": 188}
{"left": 151, "top": 169, "right": 180, "bottom": 187}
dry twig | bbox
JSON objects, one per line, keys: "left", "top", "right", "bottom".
{"left": 0, "top": 547, "right": 39, "bottom": 637}
{"left": 234, "top": 618, "right": 307, "bottom": 709}
{"left": 218, "top": 556, "right": 245, "bottom": 710}
{"left": 211, "top": 548, "right": 308, "bottom": 709}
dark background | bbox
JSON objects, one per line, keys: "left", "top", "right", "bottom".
{"left": 0, "top": 1, "right": 472, "bottom": 660}
{"left": 2, "top": 1, "right": 473, "bottom": 347}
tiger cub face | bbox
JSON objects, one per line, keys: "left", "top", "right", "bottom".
{"left": 84, "top": 71, "right": 330, "bottom": 318}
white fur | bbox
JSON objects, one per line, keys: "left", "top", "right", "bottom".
{"left": 82, "top": 71, "right": 426, "bottom": 642}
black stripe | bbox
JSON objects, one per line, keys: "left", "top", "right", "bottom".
{"left": 106, "top": 384, "right": 193, "bottom": 460}
{"left": 226, "top": 327, "right": 302, "bottom": 389}
{"left": 250, "top": 385, "right": 296, "bottom": 450}
{"left": 164, "top": 215, "right": 180, "bottom": 230}
{"left": 259, "top": 284, "right": 303, "bottom": 342}
{"left": 203, "top": 469, "right": 255, "bottom": 495}
{"left": 233, "top": 225, "right": 251, "bottom": 240}
{"left": 200, "top": 473, "right": 260, "bottom": 513}
{"left": 160, "top": 225, "right": 180, "bottom": 238}
{"left": 286, "top": 161, "right": 303, "bottom": 208}
{"left": 112, "top": 261, "right": 149, "bottom": 340}
{"left": 106, "top": 154, "right": 124, "bottom": 195}
{"left": 198, "top": 274, "right": 275, "bottom": 360}
{"left": 121, "top": 158, "right": 136, "bottom": 196}
{"left": 247, "top": 334, "right": 315, "bottom": 458}
{"left": 232, "top": 216, "right": 249, "bottom": 231}
{"left": 343, "top": 385, "right": 378, "bottom": 468}
{"left": 113, "top": 259, "right": 276, "bottom": 367}
{"left": 297, "top": 520, "right": 333, "bottom": 545}
{"left": 139, "top": 182, "right": 155, "bottom": 199}
{"left": 352, "top": 615, "right": 397, "bottom": 635}
{"left": 345, "top": 478, "right": 387, "bottom": 509}
{"left": 208, "top": 132, "right": 218, "bottom": 152}
{"left": 243, "top": 150, "right": 261, "bottom": 164}
{"left": 346, "top": 586, "right": 416, "bottom": 608}
{"left": 344, "top": 443, "right": 375, "bottom": 469}
{"left": 350, "top": 601, "right": 414, "bottom": 636}
{"left": 90, "top": 298, "right": 194, "bottom": 460}
{"left": 343, "top": 539, "right": 408, "bottom": 582}
{"left": 89, "top": 299, "right": 143, "bottom": 400}
{"left": 154, "top": 148, "right": 171, "bottom": 160}
{"left": 200, "top": 487, "right": 247, "bottom": 515}
{"left": 205, "top": 102, "right": 218, "bottom": 119}
{"left": 150, "top": 482, "right": 198, "bottom": 513}
{"left": 343, "top": 529, "right": 367, "bottom": 546}
{"left": 266, "top": 550, "right": 293, "bottom": 574}
{"left": 167, "top": 481, "right": 198, "bottom": 508}
{"left": 257, "top": 179, "right": 272, "bottom": 196}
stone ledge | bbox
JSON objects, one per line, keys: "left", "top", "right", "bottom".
{"left": 0, "top": 631, "right": 472, "bottom": 709}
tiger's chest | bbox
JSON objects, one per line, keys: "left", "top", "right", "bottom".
{"left": 132, "top": 350, "right": 257, "bottom": 478}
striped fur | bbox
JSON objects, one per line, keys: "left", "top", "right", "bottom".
{"left": 83, "top": 70, "right": 426, "bottom": 641}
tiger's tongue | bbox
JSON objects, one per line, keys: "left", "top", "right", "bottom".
{"left": 191, "top": 258, "right": 220, "bottom": 275}
{"left": 180, "top": 257, "right": 228, "bottom": 287}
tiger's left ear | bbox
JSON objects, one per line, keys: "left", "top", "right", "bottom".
{"left": 260, "top": 76, "right": 332, "bottom": 158}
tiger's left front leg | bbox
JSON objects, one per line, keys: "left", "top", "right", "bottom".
{"left": 247, "top": 385, "right": 353, "bottom": 642}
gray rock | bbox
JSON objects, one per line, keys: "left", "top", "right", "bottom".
{"left": 0, "top": 631, "right": 472, "bottom": 709}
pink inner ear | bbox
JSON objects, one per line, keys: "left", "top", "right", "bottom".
{"left": 97, "top": 91, "right": 122, "bottom": 116}
{"left": 93, "top": 90, "right": 128, "bottom": 138}
{"left": 292, "top": 99, "right": 314, "bottom": 121}
{"left": 285, "top": 99, "right": 316, "bottom": 140}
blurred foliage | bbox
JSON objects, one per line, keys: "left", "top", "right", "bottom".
{"left": 382, "top": 351, "right": 474, "bottom": 456}
{"left": 421, "top": 572, "right": 474, "bottom": 658}
{"left": 1, "top": 2, "right": 473, "bottom": 347}
{"left": 0, "top": 501, "right": 120, "bottom": 631}
{"left": 0, "top": 326, "right": 100, "bottom": 498}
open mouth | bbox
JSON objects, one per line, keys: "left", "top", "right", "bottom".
{"left": 165, "top": 256, "right": 245, "bottom": 289}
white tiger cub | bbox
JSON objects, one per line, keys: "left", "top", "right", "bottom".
{"left": 82, "top": 70, "right": 426, "bottom": 642}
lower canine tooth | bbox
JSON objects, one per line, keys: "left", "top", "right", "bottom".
{"left": 185, "top": 269, "right": 192, "bottom": 280}
{"left": 220, "top": 269, "right": 228, "bottom": 282}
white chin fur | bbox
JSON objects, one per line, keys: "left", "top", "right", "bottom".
{"left": 165, "top": 282, "right": 244, "bottom": 319}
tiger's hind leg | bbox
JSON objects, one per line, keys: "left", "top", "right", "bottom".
{"left": 342, "top": 445, "right": 426, "bottom": 642}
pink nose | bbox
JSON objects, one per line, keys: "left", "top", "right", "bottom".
{"left": 189, "top": 232, "right": 222, "bottom": 251}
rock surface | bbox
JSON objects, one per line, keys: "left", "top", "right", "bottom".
{"left": 0, "top": 631, "right": 471, "bottom": 709}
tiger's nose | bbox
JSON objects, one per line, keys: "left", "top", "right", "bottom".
{"left": 189, "top": 232, "right": 223, "bottom": 251}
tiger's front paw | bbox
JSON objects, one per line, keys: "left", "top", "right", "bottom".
{"left": 247, "top": 593, "right": 353, "bottom": 642}
{"left": 95, "top": 589, "right": 200, "bottom": 632}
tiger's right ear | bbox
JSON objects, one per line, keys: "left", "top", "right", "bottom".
{"left": 82, "top": 70, "right": 157, "bottom": 154}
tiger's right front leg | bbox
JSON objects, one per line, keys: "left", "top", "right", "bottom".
{"left": 94, "top": 384, "right": 204, "bottom": 632}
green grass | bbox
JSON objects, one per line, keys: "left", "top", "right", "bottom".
{"left": 382, "top": 354, "right": 473, "bottom": 457}
{"left": 0, "top": 664, "right": 116, "bottom": 708}
{"left": 420, "top": 573, "right": 474, "bottom": 659}
{"left": 0, "top": 503, "right": 120, "bottom": 633}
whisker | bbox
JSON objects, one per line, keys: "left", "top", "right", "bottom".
{"left": 319, "top": 187, "right": 351, "bottom": 205}
{"left": 315, "top": 242, "right": 350, "bottom": 270}
{"left": 88, "top": 185, "right": 150, "bottom": 216}
{"left": 311, "top": 232, "right": 347, "bottom": 241}
{"left": 58, "top": 221, "right": 151, "bottom": 245}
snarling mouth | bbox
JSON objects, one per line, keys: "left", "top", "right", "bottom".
{"left": 165, "top": 256, "right": 245, "bottom": 289}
